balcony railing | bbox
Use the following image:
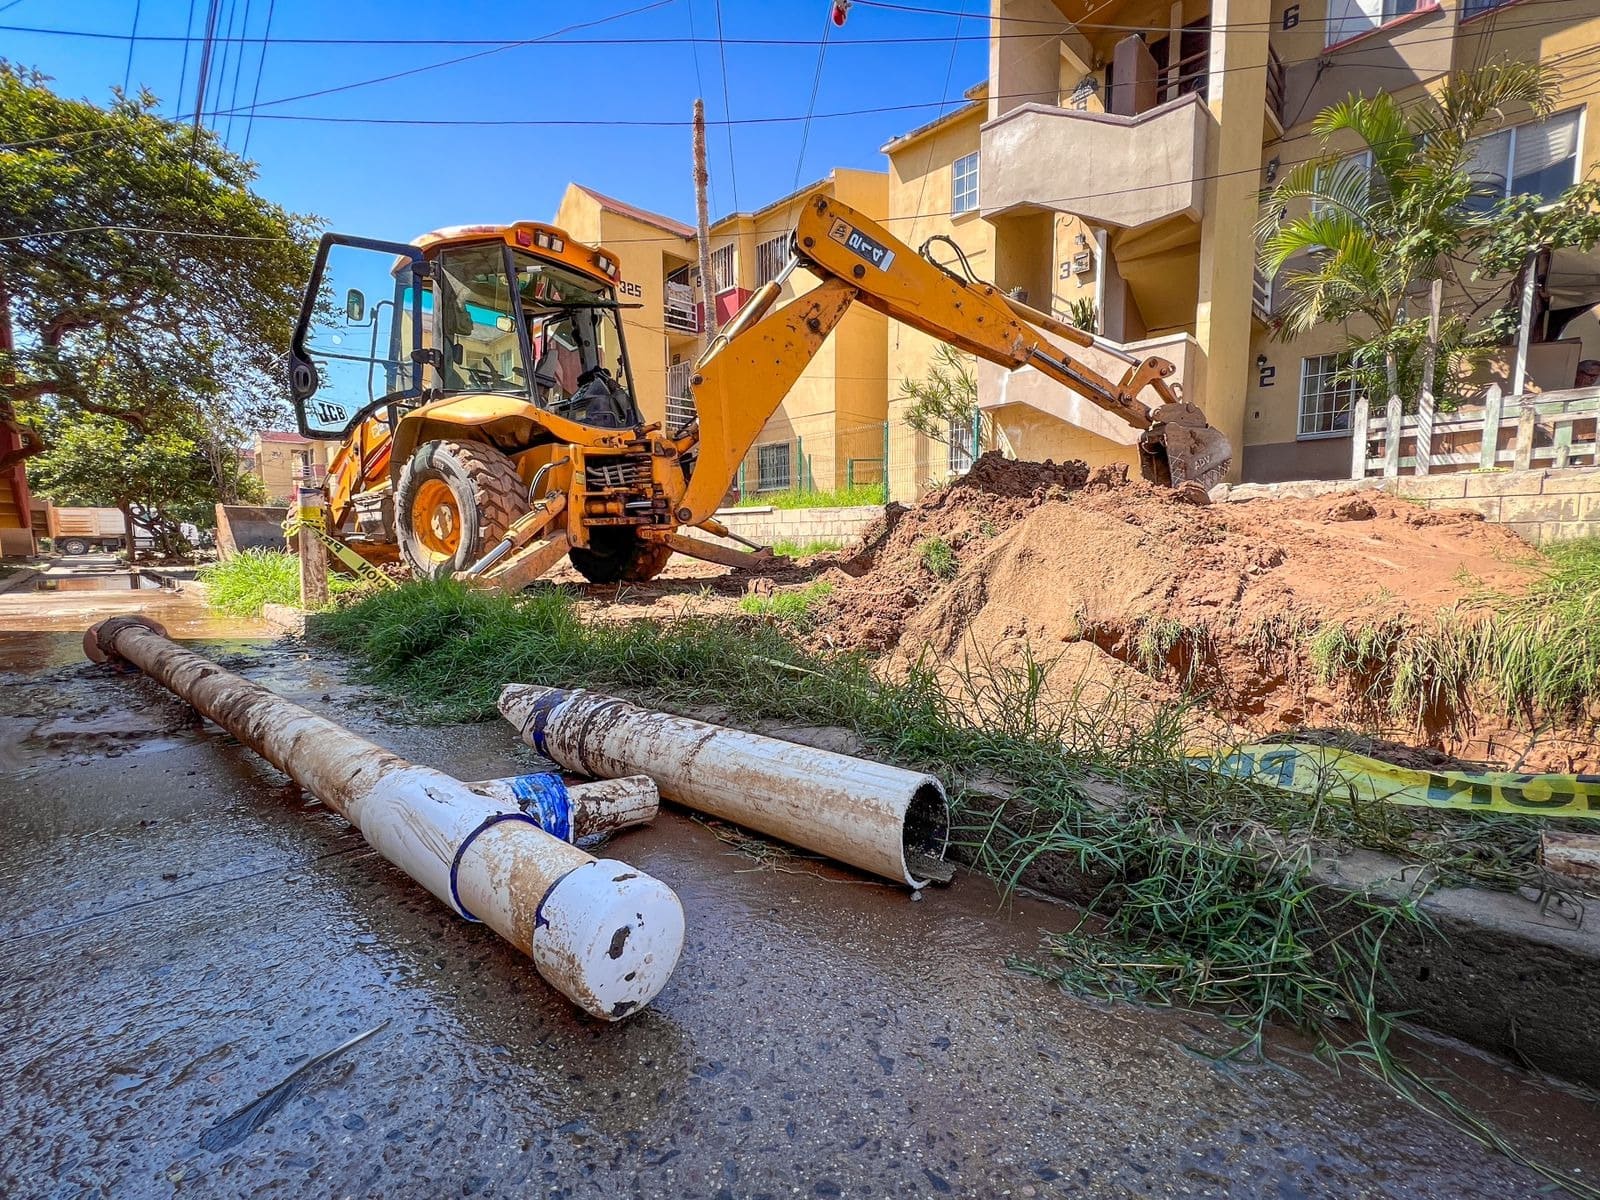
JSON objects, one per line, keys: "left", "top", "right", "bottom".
{"left": 666, "top": 360, "right": 697, "bottom": 433}
{"left": 1266, "top": 45, "right": 1287, "bottom": 129}
{"left": 664, "top": 281, "right": 699, "bottom": 335}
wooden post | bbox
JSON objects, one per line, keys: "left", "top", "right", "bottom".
{"left": 297, "top": 487, "right": 329, "bottom": 610}
{"left": 1384, "top": 393, "right": 1402, "bottom": 478}
{"left": 1414, "top": 277, "right": 1441, "bottom": 475}
{"left": 1349, "top": 396, "right": 1369, "bottom": 479}
{"left": 1511, "top": 249, "right": 1538, "bottom": 399}
{"left": 1479, "top": 383, "right": 1503, "bottom": 470}
{"left": 1515, "top": 402, "right": 1537, "bottom": 472}
{"left": 1554, "top": 419, "right": 1572, "bottom": 469}
{"left": 692, "top": 99, "right": 717, "bottom": 347}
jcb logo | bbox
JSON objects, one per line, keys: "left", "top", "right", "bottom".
{"left": 827, "top": 218, "right": 851, "bottom": 245}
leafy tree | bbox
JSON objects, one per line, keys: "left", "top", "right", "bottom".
{"left": 899, "top": 344, "right": 978, "bottom": 444}
{"left": 0, "top": 62, "right": 318, "bottom": 471}
{"left": 1257, "top": 61, "right": 1580, "bottom": 410}
{"left": 28, "top": 410, "right": 255, "bottom": 558}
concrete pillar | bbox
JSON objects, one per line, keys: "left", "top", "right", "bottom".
{"left": 1109, "top": 36, "right": 1159, "bottom": 117}
{"left": 989, "top": 0, "right": 1065, "bottom": 121}
{"left": 1191, "top": 0, "right": 1270, "bottom": 483}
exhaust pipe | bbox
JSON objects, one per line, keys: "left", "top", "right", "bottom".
{"left": 499, "top": 685, "right": 952, "bottom": 888}
{"left": 84, "top": 617, "right": 683, "bottom": 1021}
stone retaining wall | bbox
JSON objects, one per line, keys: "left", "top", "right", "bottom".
{"left": 712, "top": 504, "right": 882, "bottom": 548}
{"left": 1215, "top": 467, "right": 1600, "bottom": 546}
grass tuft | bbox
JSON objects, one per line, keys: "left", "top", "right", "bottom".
{"left": 734, "top": 483, "right": 885, "bottom": 509}
{"left": 918, "top": 536, "right": 957, "bottom": 579}
{"left": 737, "top": 581, "right": 835, "bottom": 623}
{"left": 198, "top": 550, "right": 360, "bottom": 617}
{"left": 769, "top": 537, "right": 846, "bottom": 559}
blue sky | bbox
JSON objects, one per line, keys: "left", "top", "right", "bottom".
{"left": 4, "top": 0, "right": 988, "bottom": 240}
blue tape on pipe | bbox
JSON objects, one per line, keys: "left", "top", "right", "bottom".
{"left": 524, "top": 690, "right": 571, "bottom": 757}
{"left": 505, "top": 772, "right": 573, "bottom": 843}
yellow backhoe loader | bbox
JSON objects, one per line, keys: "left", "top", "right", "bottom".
{"left": 286, "top": 193, "right": 1230, "bottom": 589}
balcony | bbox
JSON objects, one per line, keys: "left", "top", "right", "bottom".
{"left": 664, "top": 280, "right": 699, "bottom": 335}
{"left": 976, "top": 330, "right": 1200, "bottom": 447}
{"left": 979, "top": 93, "right": 1208, "bottom": 230}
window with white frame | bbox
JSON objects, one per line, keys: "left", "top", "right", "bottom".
{"left": 1298, "top": 354, "right": 1359, "bottom": 438}
{"left": 755, "top": 234, "right": 790, "bottom": 286}
{"left": 1324, "top": 0, "right": 1417, "bottom": 48}
{"left": 951, "top": 152, "right": 979, "bottom": 216}
{"left": 1311, "top": 149, "right": 1374, "bottom": 216}
{"left": 709, "top": 242, "right": 735, "bottom": 292}
{"left": 756, "top": 442, "right": 791, "bottom": 491}
{"left": 947, "top": 415, "right": 975, "bottom": 474}
{"left": 1465, "top": 109, "right": 1581, "bottom": 212}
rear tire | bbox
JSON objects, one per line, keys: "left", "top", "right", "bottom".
{"left": 60, "top": 538, "right": 89, "bottom": 556}
{"left": 396, "top": 440, "right": 525, "bottom": 578}
{"left": 568, "top": 528, "right": 673, "bottom": 584}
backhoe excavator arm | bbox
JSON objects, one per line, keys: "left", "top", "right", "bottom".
{"left": 674, "top": 192, "right": 1231, "bottom": 526}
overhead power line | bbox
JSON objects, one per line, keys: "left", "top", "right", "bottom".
{"left": 712, "top": 0, "right": 741, "bottom": 211}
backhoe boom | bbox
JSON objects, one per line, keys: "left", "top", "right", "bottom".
{"left": 676, "top": 193, "right": 1231, "bottom": 525}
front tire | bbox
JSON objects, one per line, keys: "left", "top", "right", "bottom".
{"left": 59, "top": 538, "right": 89, "bottom": 556}
{"left": 395, "top": 440, "right": 525, "bottom": 578}
{"left": 568, "top": 528, "right": 673, "bottom": 584}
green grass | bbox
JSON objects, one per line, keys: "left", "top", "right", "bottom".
{"left": 198, "top": 550, "right": 360, "bottom": 617}
{"left": 769, "top": 537, "right": 846, "bottom": 559}
{"left": 918, "top": 536, "right": 957, "bottom": 579}
{"left": 735, "top": 482, "right": 886, "bottom": 509}
{"left": 737, "top": 580, "right": 835, "bottom": 623}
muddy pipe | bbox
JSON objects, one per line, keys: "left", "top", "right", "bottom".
{"left": 499, "top": 685, "right": 952, "bottom": 888}
{"left": 84, "top": 617, "right": 683, "bottom": 1021}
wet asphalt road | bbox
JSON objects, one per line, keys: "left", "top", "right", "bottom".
{"left": 3, "top": 574, "right": 1600, "bottom": 1198}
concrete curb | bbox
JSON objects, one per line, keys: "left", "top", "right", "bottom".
{"left": 949, "top": 787, "right": 1600, "bottom": 1085}
{"left": 0, "top": 567, "right": 42, "bottom": 595}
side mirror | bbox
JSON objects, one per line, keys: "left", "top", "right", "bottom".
{"left": 345, "top": 288, "right": 366, "bottom": 323}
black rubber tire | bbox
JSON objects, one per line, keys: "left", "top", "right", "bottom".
{"left": 395, "top": 440, "right": 525, "bottom": 578}
{"left": 60, "top": 538, "right": 90, "bottom": 556}
{"left": 568, "top": 528, "right": 674, "bottom": 584}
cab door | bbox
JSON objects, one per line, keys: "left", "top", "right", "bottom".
{"left": 288, "top": 234, "right": 430, "bottom": 442}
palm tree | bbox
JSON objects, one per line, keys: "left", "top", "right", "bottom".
{"left": 1257, "top": 61, "right": 1557, "bottom": 409}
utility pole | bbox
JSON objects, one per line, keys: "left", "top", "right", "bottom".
{"left": 693, "top": 98, "right": 718, "bottom": 348}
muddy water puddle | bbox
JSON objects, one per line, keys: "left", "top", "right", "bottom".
{"left": 31, "top": 573, "right": 161, "bottom": 591}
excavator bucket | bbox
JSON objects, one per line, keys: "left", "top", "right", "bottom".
{"left": 1138, "top": 402, "right": 1233, "bottom": 490}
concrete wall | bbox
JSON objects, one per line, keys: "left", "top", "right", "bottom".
{"left": 1216, "top": 467, "right": 1600, "bottom": 545}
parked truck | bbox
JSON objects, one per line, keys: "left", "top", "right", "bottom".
{"left": 44, "top": 505, "right": 126, "bottom": 555}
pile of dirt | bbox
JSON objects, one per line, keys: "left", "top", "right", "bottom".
{"left": 812, "top": 453, "right": 1589, "bottom": 769}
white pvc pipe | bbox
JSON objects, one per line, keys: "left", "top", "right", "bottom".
{"left": 499, "top": 684, "right": 951, "bottom": 888}
{"left": 84, "top": 617, "right": 683, "bottom": 1021}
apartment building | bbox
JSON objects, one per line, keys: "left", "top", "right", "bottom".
{"left": 248, "top": 430, "right": 335, "bottom": 506}
{"left": 551, "top": 184, "right": 701, "bottom": 427}
{"left": 702, "top": 168, "right": 891, "bottom": 495}
{"left": 0, "top": 425, "right": 33, "bottom": 558}
{"left": 890, "top": 0, "right": 1600, "bottom": 485}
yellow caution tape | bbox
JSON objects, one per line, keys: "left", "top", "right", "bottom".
{"left": 282, "top": 506, "right": 396, "bottom": 591}
{"left": 1194, "top": 741, "right": 1600, "bottom": 821}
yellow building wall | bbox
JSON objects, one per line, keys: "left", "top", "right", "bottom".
{"left": 708, "top": 168, "right": 891, "bottom": 493}
{"left": 254, "top": 438, "right": 335, "bottom": 505}
{"left": 884, "top": 107, "right": 995, "bottom": 501}
{"left": 552, "top": 188, "right": 697, "bottom": 428}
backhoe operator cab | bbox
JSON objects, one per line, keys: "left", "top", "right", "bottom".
{"left": 288, "top": 221, "right": 670, "bottom": 582}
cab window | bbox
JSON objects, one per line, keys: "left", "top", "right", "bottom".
{"left": 435, "top": 244, "right": 525, "bottom": 393}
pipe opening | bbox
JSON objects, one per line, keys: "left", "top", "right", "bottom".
{"left": 902, "top": 780, "right": 954, "bottom": 888}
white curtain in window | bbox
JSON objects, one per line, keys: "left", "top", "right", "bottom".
{"left": 1512, "top": 110, "right": 1579, "bottom": 182}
